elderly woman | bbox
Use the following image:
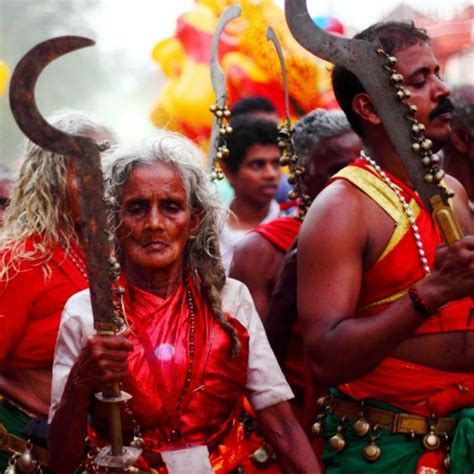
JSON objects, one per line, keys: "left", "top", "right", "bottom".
{"left": 48, "top": 132, "right": 320, "bottom": 474}
{"left": 0, "top": 110, "right": 115, "bottom": 470}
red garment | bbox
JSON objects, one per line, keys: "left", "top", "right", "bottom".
{"left": 332, "top": 159, "right": 473, "bottom": 334}
{"left": 331, "top": 160, "right": 474, "bottom": 473}
{"left": 89, "top": 276, "right": 281, "bottom": 473}
{"left": 0, "top": 236, "right": 88, "bottom": 369}
{"left": 253, "top": 216, "right": 301, "bottom": 252}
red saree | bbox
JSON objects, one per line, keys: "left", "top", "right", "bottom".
{"left": 88, "top": 275, "right": 281, "bottom": 473}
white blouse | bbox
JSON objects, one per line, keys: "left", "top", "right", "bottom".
{"left": 49, "top": 278, "right": 293, "bottom": 422}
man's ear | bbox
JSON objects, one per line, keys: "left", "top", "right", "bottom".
{"left": 352, "top": 92, "right": 381, "bottom": 127}
{"left": 451, "top": 127, "right": 470, "bottom": 154}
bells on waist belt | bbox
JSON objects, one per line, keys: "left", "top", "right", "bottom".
{"left": 312, "top": 394, "right": 456, "bottom": 466}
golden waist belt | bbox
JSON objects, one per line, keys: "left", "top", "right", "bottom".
{"left": 0, "top": 396, "right": 48, "bottom": 465}
{"left": 0, "top": 423, "right": 48, "bottom": 465}
{"left": 327, "top": 396, "right": 456, "bottom": 435}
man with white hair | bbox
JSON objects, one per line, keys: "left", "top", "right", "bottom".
{"left": 230, "top": 109, "right": 361, "bottom": 321}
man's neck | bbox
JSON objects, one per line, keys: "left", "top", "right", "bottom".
{"left": 228, "top": 197, "right": 272, "bottom": 231}
{"left": 364, "top": 140, "right": 416, "bottom": 188}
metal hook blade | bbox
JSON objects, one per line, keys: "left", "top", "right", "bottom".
{"left": 266, "top": 26, "right": 290, "bottom": 122}
{"left": 208, "top": 5, "right": 241, "bottom": 173}
{"left": 9, "top": 36, "right": 97, "bottom": 159}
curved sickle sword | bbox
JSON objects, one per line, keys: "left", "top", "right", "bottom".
{"left": 266, "top": 27, "right": 290, "bottom": 122}
{"left": 285, "top": 0, "right": 463, "bottom": 244}
{"left": 207, "top": 5, "right": 241, "bottom": 174}
{"left": 9, "top": 36, "right": 140, "bottom": 467}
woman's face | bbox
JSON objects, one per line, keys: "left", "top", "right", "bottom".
{"left": 117, "top": 161, "right": 199, "bottom": 278}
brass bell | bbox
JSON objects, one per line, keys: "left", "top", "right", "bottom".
{"left": 209, "top": 104, "right": 217, "bottom": 113}
{"left": 423, "top": 431, "right": 441, "bottom": 450}
{"left": 353, "top": 417, "right": 370, "bottom": 437}
{"left": 225, "top": 126, "right": 233, "bottom": 134}
{"left": 421, "top": 156, "right": 432, "bottom": 167}
{"left": 16, "top": 442, "right": 37, "bottom": 473}
{"left": 130, "top": 436, "right": 145, "bottom": 449}
{"left": 434, "top": 170, "right": 445, "bottom": 183}
{"left": 443, "top": 453, "right": 451, "bottom": 470}
{"left": 329, "top": 431, "right": 346, "bottom": 452}
{"left": 278, "top": 140, "right": 287, "bottom": 149}
{"left": 329, "top": 421, "right": 346, "bottom": 453}
{"left": 412, "top": 142, "right": 421, "bottom": 153}
{"left": 288, "top": 189, "right": 298, "bottom": 200}
{"left": 421, "top": 139, "right": 433, "bottom": 151}
{"left": 125, "top": 467, "right": 140, "bottom": 473}
{"left": 311, "top": 420, "right": 323, "bottom": 437}
{"left": 279, "top": 156, "right": 290, "bottom": 166}
{"left": 250, "top": 446, "right": 271, "bottom": 468}
{"left": 4, "top": 458, "right": 17, "bottom": 474}
{"left": 362, "top": 441, "right": 381, "bottom": 462}
{"left": 311, "top": 414, "right": 325, "bottom": 437}
{"left": 424, "top": 173, "right": 434, "bottom": 183}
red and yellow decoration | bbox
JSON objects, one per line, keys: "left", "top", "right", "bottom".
{"left": 150, "top": 0, "right": 341, "bottom": 149}
{"left": 0, "top": 60, "right": 9, "bottom": 97}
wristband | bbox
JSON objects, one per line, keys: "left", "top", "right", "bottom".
{"left": 408, "top": 285, "right": 432, "bottom": 318}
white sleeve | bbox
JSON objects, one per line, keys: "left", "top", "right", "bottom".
{"left": 48, "top": 290, "right": 95, "bottom": 423}
{"left": 222, "top": 279, "right": 294, "bottom": 411}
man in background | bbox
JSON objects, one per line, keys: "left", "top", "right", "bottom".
{"left": 442, "top": 84, "right": 474, "bottom": 210}
{"left": 219, "top": 116, "right": 281, "bottom": 274}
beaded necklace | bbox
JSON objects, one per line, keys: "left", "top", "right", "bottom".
{"left": 360, "top": 150, "right": 431, "bottom": 275}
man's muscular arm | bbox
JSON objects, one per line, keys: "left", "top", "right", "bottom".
{"left": 297, "top": 181, "right": 474, "bottom": 387}
{"left": 230, "top": 232, "right": 284, "bottom": 321}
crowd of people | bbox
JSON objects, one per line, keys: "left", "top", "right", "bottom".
{"left": 1, "top": 18, "right": 474, "bottom": 474}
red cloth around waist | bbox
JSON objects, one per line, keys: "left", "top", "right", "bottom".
{"left": 339, "top": 356, "right": 474, "bottom": 417}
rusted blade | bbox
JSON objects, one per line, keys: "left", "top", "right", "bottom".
{"left": 266, "top": 27, "right": 290, "bottom": 122}
{"left": 9, "top": 36, "right": 117, "bottom": 327}
{"left": 207, "top": 5, "right": 241, "bottom": 173}
{"left": 9, "top": 36, "right": 97, "bottom": 159}
{"left": 284, "top": 0, "right": 451, "bottom": 212}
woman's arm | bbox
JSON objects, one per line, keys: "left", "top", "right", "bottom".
{"left": 47, "top": 292, "right": 132, "bottom": 474}
{"left": 256, "top": 401, "right": 322, "bottom": 474}
{"left": 48, "top": 334, "right": 132, "bottom": 473}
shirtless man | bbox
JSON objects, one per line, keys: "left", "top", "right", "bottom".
{"left": 231, "top": 109, "right": 361, "bottom": 320}
{"left": 298, "top": 22, "right": 474, "bottom": 472}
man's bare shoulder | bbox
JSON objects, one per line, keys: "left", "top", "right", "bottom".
{"left": 303, "top": 179, "right": 369, "bottom": 229}
{"left": 232, "top": 231, "right": 283, "bottom": 269}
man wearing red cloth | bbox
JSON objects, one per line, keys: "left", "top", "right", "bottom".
{"left": 230, "top": 109, "right": 361, "bottom": 321}
{"left": 298, "top": 22, "right": 474, "bottom": 473}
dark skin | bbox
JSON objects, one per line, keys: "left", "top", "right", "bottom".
{"left": 443, "top": 87, "right": 474, "bottom": 203}
{"left": 230, "top": 131, "right": 361, "bottom": 320}
{"left": 298, "top": 41, "right": 474, "bottom": 388}
{"left": 49, "top": 162, "right": 320, "bottom": 474}
{"left": 223, "top": 143, "right": 281, "bottom": 231}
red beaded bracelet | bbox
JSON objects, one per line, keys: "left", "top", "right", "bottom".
{"left": 408, "top": 285, "right": 432, "bottom": 318}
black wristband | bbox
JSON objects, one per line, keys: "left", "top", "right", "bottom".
{"left": 408, "top": 285, "right": 432, "bottom": 318}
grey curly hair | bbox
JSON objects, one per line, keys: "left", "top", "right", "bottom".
{"left": 103, "top": 132, "right": 241, "bottom": 357}
{"left": 293, "top": 108, "right": 353, "bottom": 170}
{"left": 0, "top": 110, "right": 116, "bottom": 280}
